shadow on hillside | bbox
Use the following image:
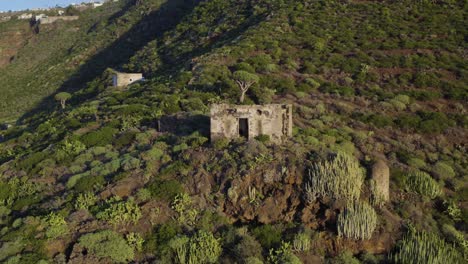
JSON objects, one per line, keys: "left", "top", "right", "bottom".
{"left": 18, "top": 0, "right": 201, "bottom": 124}
{"left": 160, "top": 114, "right": 210, "bottom": 137}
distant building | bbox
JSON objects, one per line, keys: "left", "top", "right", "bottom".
{"left": 210, "top": 104, "right": 293, "bottom": 143}
{"left": 58, "top": 10, "right": 65, "bottom": 16}
{"left": 0, "top": 16, "right": 11, "bottom": 22}
{"left": 18, "top": 13, "right": 33, "bottom": 20}
{"left": 112, "top": 72, "right": 144, "bottom": 87}
{"left": 93, "top": 2, "right": 104, "bottom": 8}
{"left": 34, "top": 14, "right": 47, "bottom": 22}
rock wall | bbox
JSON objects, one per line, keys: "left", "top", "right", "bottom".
{"left": 40, "top": 16, "right": 79, "bottom": 24}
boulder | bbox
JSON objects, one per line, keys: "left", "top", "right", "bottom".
{"left": 371, "top": 160, "right": 390, "bottom": 202}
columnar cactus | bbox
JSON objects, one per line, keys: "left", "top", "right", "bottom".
{"left": 337, "top": 201, "right": 377, "bottom": 240}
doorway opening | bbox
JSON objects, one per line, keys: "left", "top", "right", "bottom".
{"left": 239, "top": 118, "right": 249, "bottom": 139}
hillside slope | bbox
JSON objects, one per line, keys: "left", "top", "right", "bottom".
{"left": 0, "top": 0, "right": 466, "bottom": 263}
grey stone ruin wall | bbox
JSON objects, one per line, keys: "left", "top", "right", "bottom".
{"left": 40, "top": 16, "right": 79, "bottom": 24}
{"left": 112, "top": 73, "right": 144, "bottom": 87}
{"left": 210, "top": 104, "right": 293, "bottom": 143}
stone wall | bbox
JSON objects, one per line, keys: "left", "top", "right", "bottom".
{"left": 39, "top": 16, "right": 79, "bottom": 24}
{"left": 112, "top": 73, "right": 144, "bottom": 87}
{"left": 210, "top": 104, "right": 293, "bottom": 143}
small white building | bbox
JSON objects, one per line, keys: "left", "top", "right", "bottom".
{"left": 112, "top": 72, "right": 144, "bottom": 87}
{"left": 18, "top": 13, "right": 33, "bottom": 20}
{"left": 34, "top": 14, "right": 47, "bottom": 22}
{"left": 93, "top": 2, "right": 104, "bottom": 8}
{"left": 58, "top": 10, "right": 65, "bottom": 16}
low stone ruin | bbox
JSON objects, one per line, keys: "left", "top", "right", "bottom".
{"left": 112, "top": 72, "right": 144, "bottom": 87}
{"left": 210, "top": 104, "right": 293, "bottom": 143}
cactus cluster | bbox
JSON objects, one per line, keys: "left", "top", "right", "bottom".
{"left": 169, "top": 230, "right": 222, "bottom": 264}
{"left": 392, "top": 231, "right": 463, "bottom": 264}
{"left": 293, "top": 232, "right": 311, "bottom": 252}
{"left": 306, "top": 152, "right": 364, "bottom": 201}
{"left": 337, "top": 201, "right": 377, "bottom": 240}
{"left": 404, "top": 170, "right": 441, "bottom": 199}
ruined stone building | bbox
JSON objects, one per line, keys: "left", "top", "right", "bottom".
{"left": 210, "top": 104, "right": 293, "bottom": 143}
{"left": 39, "top": 16, "right": 79, "bottom": 24}
{"left": 112, "top": 72, "right": 144, "bottom": 87}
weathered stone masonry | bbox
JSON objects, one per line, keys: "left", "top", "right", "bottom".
{"left": 210, "top": 104, "right": 293, "bottom": 143}
{"left": 112, "top": 72, "right": 144, "bottom": 87}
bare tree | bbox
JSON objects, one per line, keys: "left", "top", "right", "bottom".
{"left": 233, "top": 70, "right": 259, "bottom": 103}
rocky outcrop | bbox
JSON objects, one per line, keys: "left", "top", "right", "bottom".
{"left": 220, "top": 163, "right": 304, "bottom": 224}
{"left": 371, "top": 159, "right": 390, "bottom": 202}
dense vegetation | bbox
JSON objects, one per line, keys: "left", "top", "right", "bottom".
{"left": 0, "top": 0, "right": 466, "bottom": 263}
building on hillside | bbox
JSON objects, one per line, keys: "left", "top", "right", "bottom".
{"left": 0, "top": 16, "right": 11, "bottom": 22}
{"left": 58, "top": 10, "right": 65, "bottom": 16}
{"left": 18, "top": 13, "right": 33, "bottom": 20}
{"left": 210, "top": 104, "right": 293, "bottom": 143}
{"left": 34, "top": 14, "right": 47, "bottom": 22}
{"left": 93, "top": 2, "right": 104, "bottom": 8}
{"left": 112, "top": 72, "right": 144, "bottom": 87}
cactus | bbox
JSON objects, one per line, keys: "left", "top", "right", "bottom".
{"left": 96, "top": 197, "right": 142, "bottom": 226}
{"left": 306, "top": 152, "right": 364, "bottom": 201}
{"left": 126, "top": 232, "right": 144, "bottom": 252}
{"left": 404, "top": 170, "right": 441, "bottom": 199}
{"left": 293, "top": 232, "right": 311, "bottom": 252}
{"left": 169, "top": 231, "right": 222, "bottom": 264}
{"left": 169, "top": 236, "right": 190, "bottom": 264}
{"left": 74, "top": 191, "right": 98, "bottom": 210}
{"left": 172, "top": 193, "right": 198, "bottom": 225}
{"left": 248, "top": 186, "right": 256, "bottom": 204}
{"left": 369, "top": 179, "right": 386, "bottom": 208}
{"left": 391, "top": 230, "right": 463, "bottom": 264}
{"left": 337, "top": 201, "right": 377, "bottom": 240}
{"left": 188, "top": 230, "right": 222, "bottom": 264}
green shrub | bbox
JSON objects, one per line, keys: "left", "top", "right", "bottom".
{"left": 114, "top": 131, "right": 137, "bottom": 148}
{"left": 43, "top": 213, "right": 68, "bottom": 239}
{"left": 367, "top": 114, "right": 394, "bottom": 128}
{"left": 254, "top": 134, "right": 270, "bottom": 143}
{"left": 391, "top": 230, "right": 462, "bottom": 264}
{"left": 233, "top": 234, "right": 263, "bottom": 261}
{"left": 330, "top": 251, "right": 361, "bottom": 264}
{"left": 80, "top": 127, "right": 118, "bottom": 147}
{"left": 16, "top": 152, "right": 47, "bottom": 172}
{"left": 337, "top": 201, "right": 378, "bottom": 240}
{"left": 78, "top": 230, "right": 135, "bottom": 263}
{"left": 267, "top": 242, "right": 301, "bottom": 264}
{"left": 407, "top": 157, "right": 426, "bottom": 169}
{"left": 136, "top": 188, "right": 151, "bottom": 202}
{"left": 148, "top": 179, "right": 184, "bottom": 201}
{"left": 404, "top": 171, "right": 442, "bottom": 199}
{"left": 306, "top": 152, "right": 365, "bottom": 201}
{"left": 143, "top": 145, "right": 165, "bottom": 161}
{"left": 74, "top": 175, "right": 105, "bottom": 193}
{"left": 433, "top": 161, "right": 456, "bottom": 181}
{"left": 251, "top": 225, "right": 282, "bottom": 249}
{"left": 120, "top": 155, "right": 141, "bottom": 171}
{"left": 146, "top": 222, "right": 181, "bottom": 253}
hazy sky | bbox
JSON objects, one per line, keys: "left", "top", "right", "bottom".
{"left": 0, "top": 0, "right": 90, "bottom": 12}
